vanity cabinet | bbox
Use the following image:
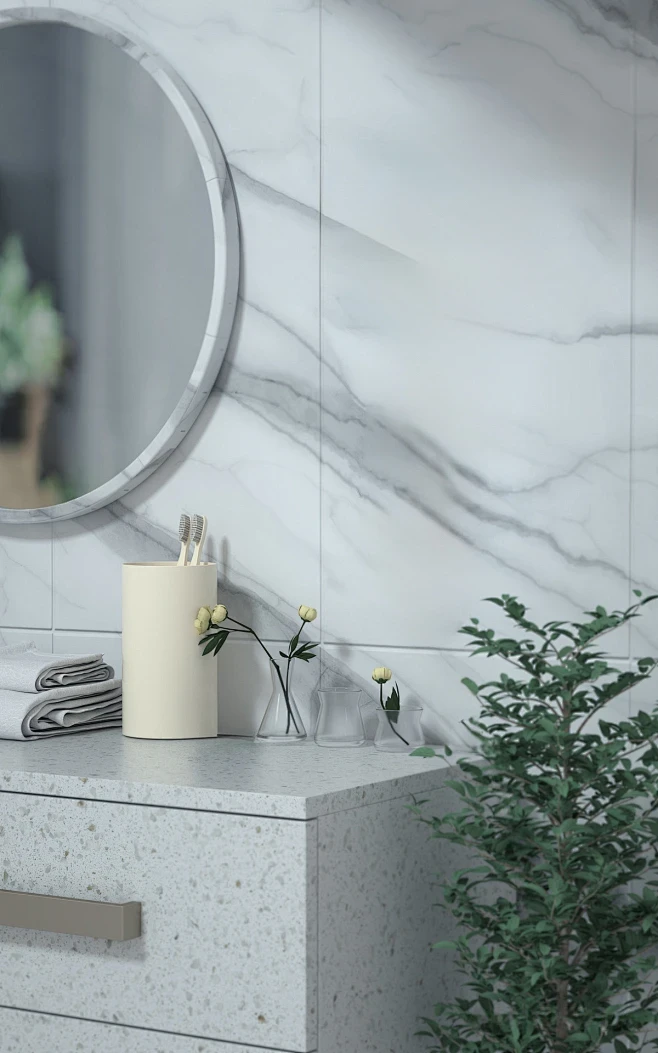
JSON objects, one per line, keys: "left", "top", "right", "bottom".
{"left": 0, "top": 1008, "right": 282, "bottom": 1053}
{"left": 0, "top": 736, "right": 455, "bottom": 1053}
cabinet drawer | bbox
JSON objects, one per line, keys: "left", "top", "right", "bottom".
{"left": 0, "top": 1007, "right": 287, "bottom": 1053}
{"left": 0, "top": 793, "right": 317, "bottom": 1051}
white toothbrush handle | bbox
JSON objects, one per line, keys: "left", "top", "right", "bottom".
{"left": 191, "top": 519, "right": 207, "bottom": 566}
{"left": 177, "top": 541, "right": 188, "bottom": 567}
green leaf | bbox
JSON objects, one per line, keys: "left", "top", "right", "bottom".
{"left": 212, "top": 631, "right": 229, "bottom": 655}
{"left": 385, "top": 684, "right": 401, "bottom": 711}
{"left": 412, "top": 746, "right": 436, "bottom": 758}
{"left": 288, "top": 627, "right": 303, "bottom": 655}
{"left": 461, "top": 677, "right": 479, "bottom": 696}
{"left": 416, "top": 591, "right": 658, "bottom": 1052}
{"left": 293, "top": 642, "right": 318, "bottom": 659}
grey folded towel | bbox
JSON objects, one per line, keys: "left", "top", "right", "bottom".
{"left": 0, "top": 679, "right": 122, "bottom": 740}
{"left": 0, "top": 643, "right": 114, "bottom": 692}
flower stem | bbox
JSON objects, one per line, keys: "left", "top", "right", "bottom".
{"left": 379, "top": 683, "right": 409, "bottom": 747}
{"left": 283, "top": 617, "right": 305, "bottom": 734}
{"left": 226, "top": 616, "right": 300, "bottom": 735}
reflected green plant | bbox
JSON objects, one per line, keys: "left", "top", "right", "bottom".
{"left": 0, "top": 234, "right": 65, "bottom": 395}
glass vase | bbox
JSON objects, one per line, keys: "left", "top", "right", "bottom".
{"left": 314, "top": 689, "right": 365, "bottom": 748}
{"left": 373, "top": 705, "right": 425, "bottom": 753}
{"left": 255, "top": 661, "right": 307, "bottom": 743}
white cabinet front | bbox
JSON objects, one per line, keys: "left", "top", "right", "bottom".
{"left": 0, "top": 793, "right": 317, "bottom": 1052}
{"left": 0, "top": 1007, "right": 288, "bottom": 1053}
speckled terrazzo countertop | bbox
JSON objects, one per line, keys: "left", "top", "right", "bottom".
{"left": 0, "top": 732, "right": 455, "bottom": 818}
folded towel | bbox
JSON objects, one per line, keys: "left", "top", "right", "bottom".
{"left": 0, "top": 643, "right": 114, "bottom": 692}
{"left": 0, "top": 679, "right": 122, "bottom": 740}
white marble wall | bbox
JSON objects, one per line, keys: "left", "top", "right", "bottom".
{"left": 0, "top": 0, "right": 656, "bottom": 738}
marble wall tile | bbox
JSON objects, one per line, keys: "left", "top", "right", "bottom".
{"left": 631, "top": 29, "right": 658, "bottom": 659}
{"left": 0, "top": 527, "right": 52, "bottom": 629}
{"left": 53, "top": 630, "right": 122, "bottom": 679}
{"left": 0, "top": 628, "right": 52, "bottom": 651}
{"left": 630, "top": 350, "right": 658, "bottom": 655}
{"left": 42, "top": 0, "right": 322, "bottom": 642}
{"left": 53, "top": 511, "right": 142, "bottom": 633}
{"left": 51, "top": 628, "right": 326, "bottom": 739}
{"left": 0, "top": 0, "right": 648, "bottom": 743}
{"left": 323, "top": 643, "right": 634, "bottom": 747}
{"left": 320, "top": 0, "right": 635, "bottom": 651}
{"left": 215, "top": 637, "right": 322, "bottom": 738}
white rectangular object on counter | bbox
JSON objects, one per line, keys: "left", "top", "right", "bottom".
{"left": 122, "top": 561, "right": 218, "bottom": 739}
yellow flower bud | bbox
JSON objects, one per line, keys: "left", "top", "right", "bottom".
{"left": 298, "top": 605, "right": 318, "bottom": 622}
{"left": 211, "top": 604, "right": 228, "bottom": 625}
{"left": 195, "top": 607, "right": 211, "bottom": 634}
{"left": 372, "top": 666, "right": 392, "bottom": 684}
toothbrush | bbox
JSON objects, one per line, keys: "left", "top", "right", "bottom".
{"left": 189, "top": 514, "right": 207, "bottom": 566}
{"left": 177, "top": 513, "right": 191, "bottom": 566}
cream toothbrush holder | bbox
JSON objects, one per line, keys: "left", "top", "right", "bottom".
{"left": 122, "top": 561, "right": 218, "bottom": 739}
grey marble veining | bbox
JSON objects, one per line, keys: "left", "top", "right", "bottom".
{"left": 629, "top": 1, "right": 658, "bottom": 659}
{"left": 0, "top": 0, "right": 654, "bottom": 748}
{"left": 320, "top": 0, "right": 636, "bottom": 652}
{"left": 0, "top": 732, "right": 452, "bottom": 818}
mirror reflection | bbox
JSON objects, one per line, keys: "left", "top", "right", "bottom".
{"left": 0, "top": 22, "right": 214, "bottom": 508}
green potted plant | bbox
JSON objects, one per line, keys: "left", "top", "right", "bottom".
{"left": 415, "top": 592, "right": 658, "bottom": 1053}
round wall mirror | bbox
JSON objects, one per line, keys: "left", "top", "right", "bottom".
{"left": 0, "top": 9, "right": 238, "bottom": 523}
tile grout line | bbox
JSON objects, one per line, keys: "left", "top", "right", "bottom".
{"left": 629, "top": 29, "right": 637, "bottom": 684}
{"left": 317, "top": 12, "right": 324, "bottom": 1035}
{"left": 0, "top": 628, "right": 641, "bottom": 665}
{"left": 50, "top": 521, "right": 54, "bottom": 642}
{"left": 318, "top": 0, "right": 325, "bottom": 687}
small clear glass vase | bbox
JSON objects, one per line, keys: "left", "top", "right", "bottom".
{"left": 314, "top": 689, "right": 365, "bottom": 748}
{"left": 255, "top": 662, "right": 307, "bottom": 743}
{"left": 373, "top": 705, "right": 425, "bottom": 753}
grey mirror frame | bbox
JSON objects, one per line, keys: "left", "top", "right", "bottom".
{"left": 0, "top": 7, "right": 239, "bottom": 524}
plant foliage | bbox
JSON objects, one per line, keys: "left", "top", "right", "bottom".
{"left": 415, "top": 593, "right": 658, "bottom": 1053}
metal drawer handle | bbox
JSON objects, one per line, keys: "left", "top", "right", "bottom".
{"left": 0, "top": 889, "right": 141, "bottom": 941}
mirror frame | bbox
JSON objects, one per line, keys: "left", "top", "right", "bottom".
{"left": 0, "top": 7, "right": 239, "bottom": 523}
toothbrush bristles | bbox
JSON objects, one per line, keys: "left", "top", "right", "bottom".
{"left": 179, "top": 513, "right": 191, "bottom": 542}
{"left": 191, "top": 514, "right": 204, "bottom": 543}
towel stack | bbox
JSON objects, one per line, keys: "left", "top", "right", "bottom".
{"left": 0, "top": 643, "right": 121, "bottom": 740}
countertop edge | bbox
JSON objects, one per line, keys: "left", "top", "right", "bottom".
{"left": 0, "top": 758, "right": 457, "bottom": 820}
